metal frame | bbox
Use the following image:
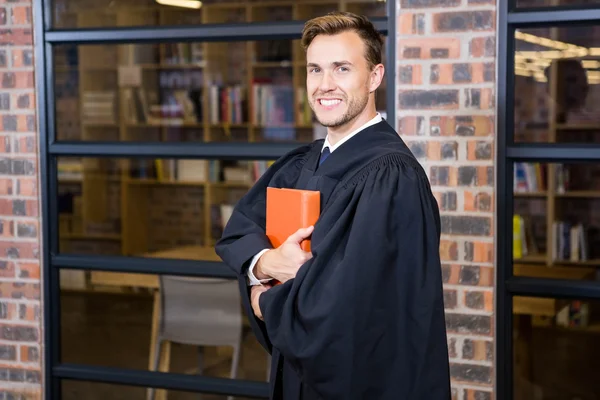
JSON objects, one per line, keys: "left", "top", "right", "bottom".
{"left": 498, "top": 2, "right": 600, "bottom": 400}
{"left": 34, "top": 2, "right": 397, "bottom": 399}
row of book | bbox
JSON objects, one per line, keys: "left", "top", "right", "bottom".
{"left": 514, "top": 214, "right": 597, "bottom": 262}
{"left": 514, "top": 163, "right": 572, "bottom": 193}
{"left": 551, "top": 221, "right": 589, "bottom": 262}
{"left": 514, "top": 162, "right": 546, "bottom": 192}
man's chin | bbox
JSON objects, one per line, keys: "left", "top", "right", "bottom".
{"left": 316, "top": 114, "right": 347, "bottom": 128}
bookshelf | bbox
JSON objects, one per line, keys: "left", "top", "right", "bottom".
{"left": 513, "top": 26, "right": 600, "bottom": 335}
{"left": 53, "top": 0, "right": 387, "bottom": 290}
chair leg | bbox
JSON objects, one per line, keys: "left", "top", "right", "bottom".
{"left": 147, "top": 338, "right": 163, "bottom": 400}
{"left": 227, "top": 344, "right": 241, "bottom": 400}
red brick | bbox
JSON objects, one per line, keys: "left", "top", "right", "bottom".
{"left": 434, "top": 190, "right": 458, "bottom": 211}
{"left": 440, "top": 241, "right": 459, "bottom": 261}
{"left": 398, "top": 13, "right": 426, "bottom": 35}
{"left": 399, "top": 64, "right": 423, "bottom": 85}
{"left": 16, "top": 178, "right": 37, "bottom": 196}
{"left": 444, "top": 289, "right": 458, "bottom": 309}
{"left": 12, "top": 92, "right": 34, "bottom": 109}
{"left": 18, "top": 303, "right": 39, "bottom": 320}
{"left": 0, "top": 8, "right": 7, "bottom": 26}
{"left": 11, "top": 48, "right": 33, "bottom": 68}
{"left": 0, "top": 241, "right": 38, "bottom": 259}
{"left": 465, "top": 191, "right": 494, "bottom": 212}
{"left": 14, "top": 136, "right": 36, "bottom": 154}
{"left": 0, "top": 28, "right": 32, "bottom": 45}
{"left": 0, "top": 134, "right": 10, "bottom": 152}
{"left": 465, "top": 290, "right": 493, "bottom": 311}
{"left": 430, "top": 64, "right": 453, "bottom": 85}
{"left": 0, "top": 261, "right": 15, "bottom": 278}
{"left": 465, "top": 388, "right": 492, "bottom": 400}
{"left": 450, "top": 362, "right": 492, "bottom": 384}
{"left": 0, "top": 219, "right": 13, "bottom": 237}
{"left": 0, "top": 282, "right": 39, "bottom": 300}
{"left": 398, "top": 38, "right": 461, "bottom": 60}
{"left": 18, "top": 262, "right": 39, "bottom": 279}
{"left": 399, "top": 90, "right": 459, "bottom": 110}
{"left": 10, "top": 6, "right": 31, "bottom": 25}
{"left": 470, "top": 36, "right": 495, "bottom": 58}
{"left": 465, "top": 241, "right": 494, "bottom": 263}
{"left": 20, "top": 345, "right": 39, "bottom": 362}
{"left": 0, "top": 70, "right": 33, "bottom": 89}
{"left": 401, "top": 0, "right": 460, "bottom": 7}
{"left": 467, "top": 140, "right": 493, "bottom": 160}
{"left": 398, "top": 116, "right": 425, "bottom": 136}
{"left": 443, "top": 264, "right": 461, "bottom": 284}
{"left": 433, "top": 11, "right": 495, "bottom": 33}
{"left": 0, "top": 178, "right": 12, "bottom": 195}
{"left": 430, "top": 116, "right": 494, "bottom": 137}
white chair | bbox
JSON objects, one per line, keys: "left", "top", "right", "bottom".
{"left": 148, "top": 276, "right": 242, "bottom": 400}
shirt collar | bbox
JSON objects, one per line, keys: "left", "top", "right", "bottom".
{"left": 322, "top": 112, "right": 382, "bottom": 153}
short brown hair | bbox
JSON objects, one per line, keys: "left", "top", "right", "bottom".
{"left": 301, "top": 11, "right": 384, "bottom": 70}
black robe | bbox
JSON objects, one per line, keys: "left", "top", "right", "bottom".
{"left": 215, "top": 119, "right": 451, "bottom": 400}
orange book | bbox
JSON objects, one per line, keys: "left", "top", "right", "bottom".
{"left": 266, "top": 187, "right": 321, "bottom": 252}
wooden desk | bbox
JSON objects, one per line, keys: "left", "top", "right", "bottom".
{"left": 90, "top": 245, "right": 221, "bottom": 289}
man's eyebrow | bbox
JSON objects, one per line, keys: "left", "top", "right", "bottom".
{"left": 306, "top": 61, "right": 353, "bottom": 68}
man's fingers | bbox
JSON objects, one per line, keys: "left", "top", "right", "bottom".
{"left": 286, "top": 225, "right": 314, "bottom": 244}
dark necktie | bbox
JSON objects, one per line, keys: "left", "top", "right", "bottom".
{"left": 319, "top": 146, "right": 330, "bottom": 167}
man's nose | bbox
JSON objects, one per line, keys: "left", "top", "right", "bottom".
{"left": 319, "top": 72, "right": 336, "bottom": 91}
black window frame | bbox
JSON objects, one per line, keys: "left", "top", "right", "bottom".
{"left": 33, "top": 1, "right": 397, "bottom": 398}
{"left": 498, "top": 2, "right": 600, "bottom": 399}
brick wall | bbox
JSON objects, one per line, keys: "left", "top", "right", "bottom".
{"left": 0, "top": 0, "right": 42, "bottom": 398}
{"left": 395, "top": 0, "right": 496, "bottom": 399}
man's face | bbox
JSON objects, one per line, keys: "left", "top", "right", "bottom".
{"left": 306, "top": 31, "right": 376, "bottom": 128}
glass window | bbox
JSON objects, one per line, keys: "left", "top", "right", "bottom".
{"left": 53, "top": 39, "right": 387, "bottom": 143}
{"left": 51, "top": 0, "right": 388, "bottom": 30}
{"left": 60, "top": 269, "right": 270, "bottom": 382}
{"left": 514, "top": 25, "right": 600, "bottom": 143}
{"left": 57, "top": 156, "right": 274, "bottom": 259}
{"left": 513, "top": 161, "right": 600, "bottom": 280}
{"left": 513, "top": 296, "right": 600, "bottom": 400}
{"left": 61, "top": 379, "right": 260, "bottom": 400}
{"left": 516, "top": 0, "right": 600, "bottom": 8}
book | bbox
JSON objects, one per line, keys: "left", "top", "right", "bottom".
{"left": 266, "top": 187, "right": 320, "bottom": 252}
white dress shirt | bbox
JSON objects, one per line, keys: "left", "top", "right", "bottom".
{"left": 247, "top": 113, "right": 383, "bottom": 285}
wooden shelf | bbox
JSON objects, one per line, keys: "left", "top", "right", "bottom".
{"left": 514, "top": 253, "right": 547, "bottom": 264}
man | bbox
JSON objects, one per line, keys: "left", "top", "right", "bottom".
{"left": 215, "top": 11, "right": 451, "bottom": 400}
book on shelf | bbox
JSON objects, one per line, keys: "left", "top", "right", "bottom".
{"left": 552, "top": 221, "right": 589, "bottom": 262}
{"left": 514, "top": 162, "right": 546, "bottom": 192}
{"left": 513, "top": 214, "right": 539, "bottom": 259}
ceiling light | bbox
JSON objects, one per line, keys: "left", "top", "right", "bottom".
{"left": 156, "top": 0, "right": 202, "bottom": 9}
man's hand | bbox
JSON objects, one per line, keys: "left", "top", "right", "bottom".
{"left": 255, "top": 226, "right": 314, "bottom": 284}
{"left": 251, "top": 284, "right": 270, "bottom": 320}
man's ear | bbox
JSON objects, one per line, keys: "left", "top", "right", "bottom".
{"left": 369, "top": 63, "right": 385, "bottom": 93}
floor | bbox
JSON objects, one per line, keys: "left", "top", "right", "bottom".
{"left": 60, "top": 290, "right": 269, "bottom": 400}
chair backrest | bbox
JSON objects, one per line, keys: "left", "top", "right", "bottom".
{"left": 158, "top": 276, "right": 242, "bottom": 347}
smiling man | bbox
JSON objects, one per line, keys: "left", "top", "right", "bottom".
{"left": 216, "top": 12, "right": 451, "bottom": 400}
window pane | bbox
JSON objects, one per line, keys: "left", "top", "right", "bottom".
{"left": 62, "top": 379, "right": 261, "bottom": 400}
{"left": 513, "top": 161, "right": 600, "bottom": 280}
{"left": 516, "top": 0, "right": 600, "bottom": 8}
{"left": 513, "top": 296, "right": 600, "bottom": 400}
{"left": 60, "top": 269, "right": 270, "bottom": 382}
{"left": 57, "top": 156, "right": 272, "bottom": 259}
{"left": 514, "top": 25, "right": 600, "bottom": 143}
{"left": 54, "top": 39, "right": 388, "bottom": 143}
{"left": 52, "top": 0, "right": 387, "bottom": 29}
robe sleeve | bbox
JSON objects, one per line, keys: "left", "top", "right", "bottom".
{"left": 215, "top": 145, "right": 312, "bottom": 352}
{"left": 258, "top": 154, "right": 451, "bottom": 399}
